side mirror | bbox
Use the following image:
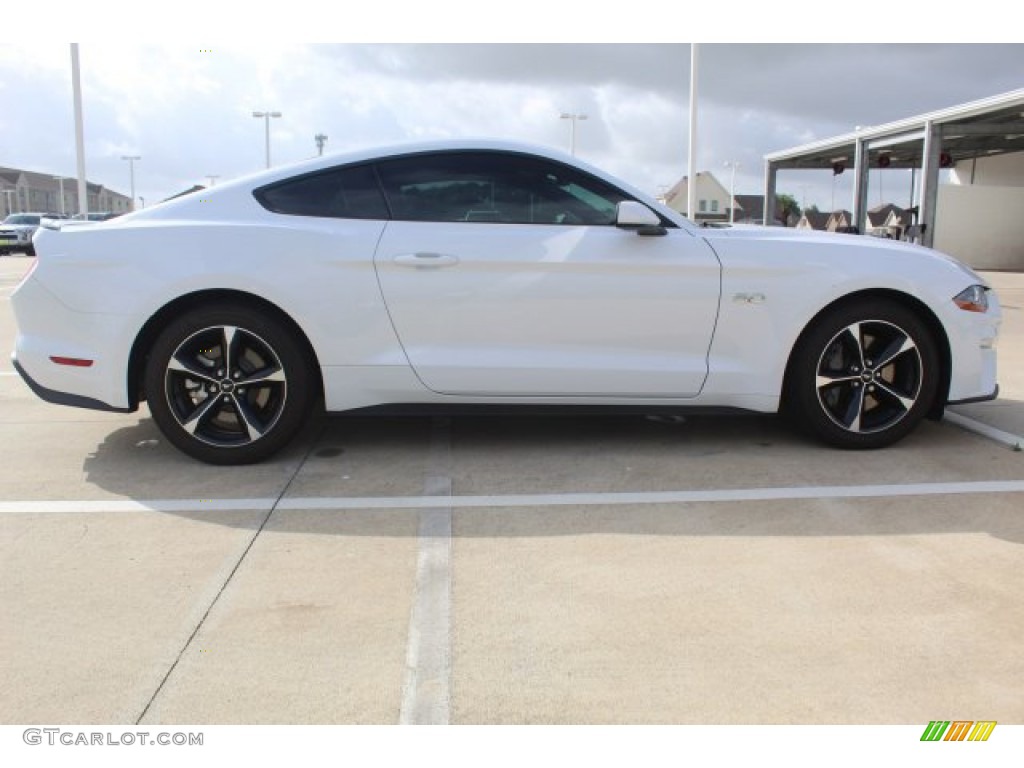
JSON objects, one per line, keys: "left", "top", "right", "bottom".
{"left": 615, "top": 201, "right": 666, "bottom": 236}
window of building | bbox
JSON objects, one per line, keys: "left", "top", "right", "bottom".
{"left": 711, "top": 200, "right": 719, "bottom": 213}
{"left": 699, "top": 199, "right": 707, "bottom": 212}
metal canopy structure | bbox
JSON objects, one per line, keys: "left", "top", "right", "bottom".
{"left": 763, "top": 88, "right": 1024, "bottom": 247}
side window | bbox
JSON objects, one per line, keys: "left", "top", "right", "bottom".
{"left": 254, "top": 164, "right": 388, "bottom": 220}
{"left": 375, "top": 152, "right": 632, "bottom": 225}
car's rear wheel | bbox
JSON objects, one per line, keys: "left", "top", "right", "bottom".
{"left": 787, "top": 299, "right": 940, "bottom": 449}
{"left": 144, "top": 304, "right": 314, "bottom": 464}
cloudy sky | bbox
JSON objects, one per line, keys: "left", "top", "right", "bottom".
{"left": 2, "top": 36, "right": 1021, "bottom": 212}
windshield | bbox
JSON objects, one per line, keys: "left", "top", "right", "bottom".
{"left": 2, "top": 215, "right": 41, "bottom": 226}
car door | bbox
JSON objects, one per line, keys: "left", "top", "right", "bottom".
{"left": 372, "top": 150, "right": 721, "bottom": 398}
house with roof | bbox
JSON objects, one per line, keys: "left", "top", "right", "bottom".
{"left": 825, "top": 210, "right": 855, "bottom": 232}
{"left": 864, "top": 203, "right": 917, "bottom": 239}
{"left": 730, "top": 194, "right": 794, "bottom": 226}
{"left": 660, "top": 171, "right": 731, "bottom": 222}
{"left": 796, "top": 209, "right": 830, "bottom": 231}
{"left": 0, "top": 165, "right": 131, "bottom": 217}
{"left": 729, "top": 194, "right": 763, "bottom": 224}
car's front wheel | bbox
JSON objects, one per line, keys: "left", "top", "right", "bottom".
{"left": 786, "top": 299, "right": 940, "bottom": 449}
{"left": 144, "top": 304, "right": 315, "bottom": 464}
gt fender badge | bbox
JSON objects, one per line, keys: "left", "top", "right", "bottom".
{"left": 733, "top": 292, "right": 766, "bottom": 304}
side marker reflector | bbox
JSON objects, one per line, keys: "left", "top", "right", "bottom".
{"left": 50, "top": 356, "right": 94, "bottom": 367}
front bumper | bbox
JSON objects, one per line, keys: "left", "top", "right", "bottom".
{"left": 948, "top": 384, "right": 999, "bottom": 406}
{"left": 942, "top": 286, "right": 1001, "bottom": 405}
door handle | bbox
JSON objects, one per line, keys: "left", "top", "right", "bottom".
{"left": 393, "top": 252, "right": 460, "bottom": 268}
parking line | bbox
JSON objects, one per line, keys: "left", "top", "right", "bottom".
{"left": 945, "top": 411, "right": 1024, "bottom": 451}
{"left": 3, "top": 479, "right": 1024, "bottom": 515}
{"left": 399, "top": 417, "right": 453, "bottom": 725}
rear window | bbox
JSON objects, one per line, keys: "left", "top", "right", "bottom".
{"left": 4, "top": 215, "right": 41, "bottom": 225}
{"left": 254, "top": 165, "right": 388, "bottom": 220}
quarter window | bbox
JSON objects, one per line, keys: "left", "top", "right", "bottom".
{"left": 254, "top": 164, "right": 388, "bottom": 220}
{"left": 375, "top": 152, "right": 632, "bottom": 225}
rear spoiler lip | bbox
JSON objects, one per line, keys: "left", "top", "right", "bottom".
{"left": 39, "top": 218, "right": 97, "bottom": 231}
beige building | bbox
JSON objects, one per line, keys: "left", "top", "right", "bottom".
{"left": 661, "top": 171, "right": 732, "bottom": 222}
{"left": 0, "top": 166, "right": 132, "bottom": 218}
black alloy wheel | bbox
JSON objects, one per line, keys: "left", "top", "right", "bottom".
{"left": 788, "top": 299, "right": 940, "bottom": 449}
{"left": 144, "top": 304, "right": 315, "bottom": 464}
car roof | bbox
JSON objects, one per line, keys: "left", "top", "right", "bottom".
{"left": 141, "top": 138, "right": 689, "bottom": 227}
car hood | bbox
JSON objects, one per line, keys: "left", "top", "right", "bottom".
{"left": 699, "top": 224, "right": 986, "bottom": 286}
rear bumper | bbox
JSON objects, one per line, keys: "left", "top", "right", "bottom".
{"left": 11, "top": 274, "right": 137, "bottom": 411}
{"left": 11, "top": 357, "right": 134, "bottom": 413}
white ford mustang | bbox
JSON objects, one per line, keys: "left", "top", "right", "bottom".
{"left": 11, "top": 139, "right": 1000, "bottom": 464}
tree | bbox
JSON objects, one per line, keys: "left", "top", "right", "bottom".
{"left": 776, "top": 194, "right": 801, "bottom": 227}
{"left": 803, "top": 203, "right": 820, "bottom": 215}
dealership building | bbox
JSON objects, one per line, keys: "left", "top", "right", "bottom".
{"left": 764, "top": 88, "right": 1024, "bottom": 270}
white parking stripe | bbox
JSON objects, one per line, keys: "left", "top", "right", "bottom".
{"left": 400, "top": 418, "right": 453, "bottom": 725}
{"left": 945, "top": 411, "right": 1024, "bottom": 451}
{"left": 0, "top": 498, "right": 274, "bottom": 514}
{"left": 2, "top": 479, "right": 1024, "bottom": 515}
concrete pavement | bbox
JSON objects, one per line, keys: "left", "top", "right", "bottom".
{"left": 1, "top": 255, "right": 1021, "bottom": 724}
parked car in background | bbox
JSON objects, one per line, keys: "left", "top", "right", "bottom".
{"left": 10, "top": 139, "right": 1001, "bottom": 464}
{"left": 0, "top": 213, "right": 65, "bottom": 256}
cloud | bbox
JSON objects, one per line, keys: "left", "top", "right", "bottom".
{"left": 1, "top": 43, "right": 1022, "bottom": 209}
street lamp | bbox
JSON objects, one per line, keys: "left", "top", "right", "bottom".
{"left": 559, "top": 112, "right": 588, "bottom": 156}
{"left": 206, "top": 175, "right": 220, "bottom": 187}
{"left": 315, "top": 133, "right": 328, "bottom": 156}
{"left": 723, "top": 161, "right": 740, "bottom": 224}
{"left": 253, "top": 110, "right": 282, "bottom": 168}
{"left": 121, "top": 156, "right": 140, "bottom": 211}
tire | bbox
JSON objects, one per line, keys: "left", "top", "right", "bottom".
{"left": 786, "top": 298, "right": 940, "bottom": 449}
{"left": 143, "top": 303, "right": 315, "bottom": 465}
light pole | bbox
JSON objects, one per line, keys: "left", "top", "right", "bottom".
{"left": 206, "top": 175, "right": 220, "bottom": 187}
{"left": 315, "top": 133, "right": 328, "bottom": 156}
{"left": 138, "top": 196, "right": 145, "bottom": 209}
{"left": 71, "top": 44, "right": 88, "bottom": 216}
{"left": 723, "top": 161, "right": 740, "bottom": 223}
{"left": 121, "top": 155, "right": 140, "bottom": 211}
{"left": 253, "top": 110, "right": 282, "bottom": 168}
{"left": 559, "top": 112, "right": 587, "bottom": 156}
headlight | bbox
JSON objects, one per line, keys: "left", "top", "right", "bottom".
{"left": 953, "top": 284, "right": 989, "bottom": 313}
